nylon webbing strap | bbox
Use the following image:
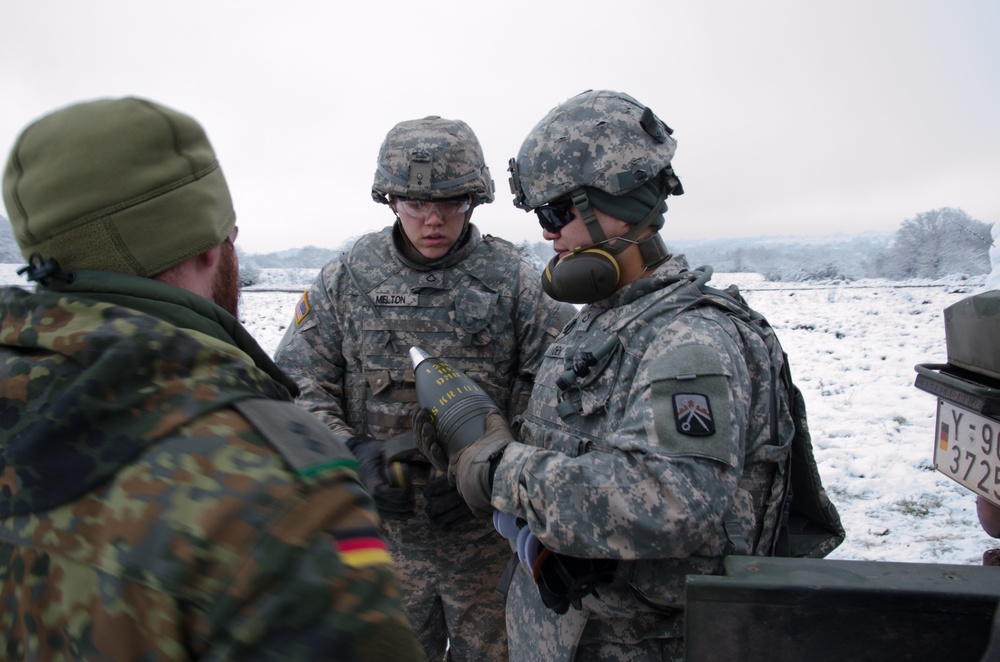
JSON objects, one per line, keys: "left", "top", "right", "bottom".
{"left": 494, "top": 553, "right": 520, "bottom": 602}
{"left": 343, "top": 256, "right": 402, "bottom": 355}
{"left": 571, "top": 189, "right": 606, "bottom": 243}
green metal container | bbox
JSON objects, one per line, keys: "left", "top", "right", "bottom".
{"left": 945, "top": 290, "right": 1000, "bottom": 381}
{"left": 685, "top": 556, "right": 1000, "bottom": 661}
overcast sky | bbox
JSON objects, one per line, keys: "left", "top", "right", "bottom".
{"left": 2, "top": 0, "right": 997, "bottom": 255}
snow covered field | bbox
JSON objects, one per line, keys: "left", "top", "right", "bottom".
{"left": 3, "top": 264, "right": 996, "bottom": 567}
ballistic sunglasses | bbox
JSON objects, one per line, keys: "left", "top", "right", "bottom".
{"left": 534, "top": 198, "right": 576, "bottom": 233}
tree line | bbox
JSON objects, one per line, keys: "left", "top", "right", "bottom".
{"left": 1, "top": 207, "right": 994, "bottom": 284}
{"left": 666, "top": 207, "right": 992, "bottom": 282}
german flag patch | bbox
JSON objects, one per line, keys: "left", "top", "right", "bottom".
{"left": 331, "top": 527, "right": 394, "bottom": 568}
{"left": 295, "top": 291, "right": 310, "bottom": 324}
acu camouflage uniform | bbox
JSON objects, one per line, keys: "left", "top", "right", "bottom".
{"left": 274, "top": 223, "right": 574, "bottom": 660}
{"left": 491, "top": 255, "right": 796, "bottom": 661}
{"left": 0, "top": 271, "right": 423, "bottom": 661}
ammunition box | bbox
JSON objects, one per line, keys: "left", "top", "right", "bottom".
{"left": 685, "top": 556, "right": 1000, "bottom": 661}
{"left": 945, "top": 290, "right": 1000, "bottom": 381}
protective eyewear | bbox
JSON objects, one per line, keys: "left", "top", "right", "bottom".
{"left": 534, "top": 198, "right": 576, "bottom": 233}
{"left": 396, "top": 196, "right": 471, "bottom": 219}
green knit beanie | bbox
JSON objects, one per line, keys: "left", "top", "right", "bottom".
{"left": 584, "top": 177, "right": 666, "bottom": 229}
{"left": 2, "top": 97, "right": 235, "bottom": 277}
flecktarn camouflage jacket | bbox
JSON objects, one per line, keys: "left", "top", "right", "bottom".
{"left": 0, "top": 271, "right": 422, "bottom": 661}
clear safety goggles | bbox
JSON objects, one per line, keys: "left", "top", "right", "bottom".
{"left": 395, "top": 196, "right": 471, "bottom": 219}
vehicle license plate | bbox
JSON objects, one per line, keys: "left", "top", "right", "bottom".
{"left": 934, "top": 399, "right": 1000, "bottom": 508}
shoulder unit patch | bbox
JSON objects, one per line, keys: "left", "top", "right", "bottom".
{"left": 673, "top": 393, "right": 716, "bottom": 436}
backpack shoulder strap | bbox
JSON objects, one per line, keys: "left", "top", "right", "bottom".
{"left": 695, "top": 278, "right": 846, "bottom": 558}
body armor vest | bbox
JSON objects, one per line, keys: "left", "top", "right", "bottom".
{"left": 340, "top": 227, "right": 525, "bottom": 441}
{"left": 515, "top": 266, "right": 791, "bottom": 623}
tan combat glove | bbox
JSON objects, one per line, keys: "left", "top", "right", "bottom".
{"left": 415, "top": 409, "right": 513, "bottom": 517}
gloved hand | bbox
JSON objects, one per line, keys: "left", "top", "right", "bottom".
{"left": 532, "top": 549, "right": 618, "bottom": 615}
{"left": 493, "top": 510, "right": 527, "bottom": 540}
{"left": 498, "top": 511, "right": 617, "bottom": 614}
{"left": 412, "top": 408, "right": 448, "bottom": 473}
{"left": 347, "top": 436, "right": 415, "bottom": 521}
{"left": 517, "top": 528, "right": 617, "bottom": 615}
{"left": 450, "top": 411, "right": 514, "bottom": 517}
{"left": 423, "top": 473, "right": 475, "bottom": 531}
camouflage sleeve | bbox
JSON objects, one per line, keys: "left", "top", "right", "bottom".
{"left": 491, "top": 310, "right": 752, "bottom": 561}
{"left": 507, "top": 256, "right": 577, "bottom": 417}
{"left": 186, "top": 407, "right": 424, "bottom": 661}
{"left": 200, "top": 480, "right": 423, "bottom": 661}
{"left": 273, "top": 261, "right": 356, "bottom": 440}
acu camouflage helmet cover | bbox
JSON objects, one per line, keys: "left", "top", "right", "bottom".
{"left": 372, "top": 116, "right": 495, "bottom": 205}
{"left": 508, "top": 90, "right": 683, "bottom": 210}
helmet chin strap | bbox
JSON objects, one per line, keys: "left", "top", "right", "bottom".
{"left": 568, "top": 182, "right": 669, "bottom": 268}
{"left": 571, "top": 188, "right": 607, "bottom": 243}
{"left": 542, "top": 180, "right": 672, "bottom": 304}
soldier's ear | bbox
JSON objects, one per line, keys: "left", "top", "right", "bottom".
{"left": 197, "top": 243, "right": 224, "bottom": 274}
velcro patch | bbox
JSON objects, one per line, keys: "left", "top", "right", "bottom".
{"left": 232, "top": 399, "right": 357, "bottom": 478}
{"left": 331, "top": 527, "right": 394, "bottom": 568}
{"left": 673, "top": 393, "right": 716, "bottom": 436}
{"left": 373, "top": 292, "right": 419, "bottom": 306}
{"left": 649, "top": 343, "right": 736, "bottom": 466}
{"left": 295, "top": 291, "right": 310, "bottom": 324}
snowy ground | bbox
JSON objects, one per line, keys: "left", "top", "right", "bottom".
{"left": 3, "top": 264, "right": 997, "bottom": 566}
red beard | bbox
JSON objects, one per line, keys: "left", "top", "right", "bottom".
{"left": 213, "top": 239, "right": 241, "bottom": 317}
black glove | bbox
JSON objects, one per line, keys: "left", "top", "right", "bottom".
{"left": 423, "top": 473, "right": 475, "bottom": 532}
{"left": 533, "top": 549, "right": 618, "bottom": 615}
{"left": 347, "top": 436, "right": 415, "bottom": 521}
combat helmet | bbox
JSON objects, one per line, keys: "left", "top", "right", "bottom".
{"left": 372, "top": 116, "right": 495, "bottom": 206}
{"left": 509, "top": 91, "right": 685, "bottom": 304}
{"left": 508, "top": 90, "right": 683, "bottom": 210}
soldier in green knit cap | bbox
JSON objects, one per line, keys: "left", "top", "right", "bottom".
{"left": 0, "top": 96, "right": 423, "bottom": 661}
